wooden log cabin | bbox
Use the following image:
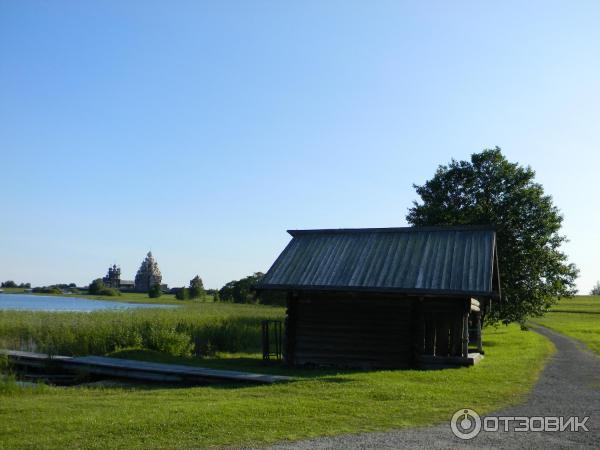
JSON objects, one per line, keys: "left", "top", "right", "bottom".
{"left": 255, "top": 226, "right": 500, "bottom": 369}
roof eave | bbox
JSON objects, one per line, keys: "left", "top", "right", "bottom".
{"left": 254, "top": 283, "right": 498, "bottom": 299}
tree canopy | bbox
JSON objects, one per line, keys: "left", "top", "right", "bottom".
{"left": 219, "top": 273, "right": 264, "bottom": 303}
{"left": 189, "top": 275, "right": 205, "bottom": 299}
{"left": 406, "top": 147, "right": 578, "bottom": 324}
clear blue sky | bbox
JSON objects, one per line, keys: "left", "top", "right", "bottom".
{"left": 1, "top": 1, "right": 598, "bottom": 292}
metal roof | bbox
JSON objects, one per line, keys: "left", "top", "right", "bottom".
{"left": 257, "top": 226, "right": 499, "bottom": 297}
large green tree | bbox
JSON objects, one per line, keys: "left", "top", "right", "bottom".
{"left": 406, "top": 147, "right": 578, "bottom": 324}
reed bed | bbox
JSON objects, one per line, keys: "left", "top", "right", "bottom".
{"left": 0, "top": 303, "right": 285, "bottom": 357}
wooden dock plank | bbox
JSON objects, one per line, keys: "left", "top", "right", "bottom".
{"left": 1, "top": 349, "right": 291, "bottom": 384}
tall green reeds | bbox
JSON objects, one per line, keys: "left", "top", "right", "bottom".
{"left": 0, "top": 303, "right": 284, "bottom": 358}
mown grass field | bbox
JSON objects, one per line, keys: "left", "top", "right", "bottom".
{"left": 0, "top": 322, "right": 553, "bottom": 449}
{"left": 531, "top": 295, "right": 600, "bottom": 355}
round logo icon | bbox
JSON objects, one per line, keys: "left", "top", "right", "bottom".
{"left": 450, "top": 408, "right": 482, "bottom": 440}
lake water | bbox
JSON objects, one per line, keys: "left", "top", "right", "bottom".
{"left": 0, "top": 293, "right": 175, "bottom": 312}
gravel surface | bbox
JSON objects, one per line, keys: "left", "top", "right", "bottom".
{"left": 268, "top": 326, "right": 600, "bottom": 449}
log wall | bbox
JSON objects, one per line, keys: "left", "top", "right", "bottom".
{"left": 288, "top": 293, "right": 414, "bottom": 369}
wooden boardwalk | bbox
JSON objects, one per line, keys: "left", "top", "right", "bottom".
{"left": 1, "top": 349, "right": 291, "bottom": 385}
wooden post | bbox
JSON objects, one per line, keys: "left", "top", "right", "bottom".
{"left": 451, "top": 312, "right": 462, "bottom": 356}
{"left": 475, "top": 313, "right": 483, "bottom": 354}
{"left": 462, "top": 312, "right": 469, "bottom": 357}
{"left": 436, "top": 318, "right": 450, "bottom": 357}
{"left": 262, "top": 321, "right": 269, "bottom": 361}
{"left": 284, "top": 292, "right": 297, "bottom": 365}
{"left": 424, "top": 313, "right": 436, "bottom": 355}
{"left": 413, "top": 297, "right": 425, "bottom": 359}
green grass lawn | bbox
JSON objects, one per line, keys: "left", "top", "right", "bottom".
{"left": 0, "top": 324, "right": 553, "bottom": 449}
{"left": 531, "top": 295, "right": 600, "bottom": 355}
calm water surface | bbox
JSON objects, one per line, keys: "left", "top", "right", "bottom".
{"left": 0, "top": 293, "right": 175, "bottom": 312}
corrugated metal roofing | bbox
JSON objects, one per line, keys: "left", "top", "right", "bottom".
{"left": 257, "top": 226, "right": 498, "bottom": 297}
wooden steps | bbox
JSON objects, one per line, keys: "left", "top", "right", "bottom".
{"left": 416, "top": 352, "right": 484, "bottom": 369}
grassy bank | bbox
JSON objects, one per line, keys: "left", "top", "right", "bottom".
{"left": 79, "top": 291, "right": 199, "bottom": 305}
{"left": 0, "top": 303, "right": 284, "bottom": 357}
{"left": 1, "top": 288, "right": 192, "bottom": 305}
{"left": 0, "top": 324, "right": 552, "bottom": 449}
{"left": 531, "top": 295, "right": 600, "bottom": 355}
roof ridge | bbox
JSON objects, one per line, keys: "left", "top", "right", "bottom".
{"left": 287, "top": 225, "right": 496, "bottom": 236}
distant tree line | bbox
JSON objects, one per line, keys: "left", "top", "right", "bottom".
{"left": 592, "top": 281, "right": 600, "bottom": 296}
{"left": 218, "top": 272, "right": 285, "bottom": 306}
{"left": 32, "top": 286, "right": 63, "bottom": 294}
{"left": 1, "top": 281, "right": 31, "bottom": 288}
{"left": 171, "top": 272, "right": 284, "bottom": 305}
{"left": 29, "top": 283, "right": 78, "bottom": 294}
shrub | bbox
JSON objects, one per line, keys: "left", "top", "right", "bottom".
{"left": 143, "top": 326, "right": 193, "bottom": 356}
{"left": 32, "top": 286, "right": 62, "bottom": 294}
{"left": 175, "top": 288, "right": 189, "bottom": 301}
{"left": 88, "top": 279, "right": 105, "bottom": 295}
{"left": 148, "top": 284, "right": 162, "bottom": 298}
{"left": 97, "top": 287, "right": 120, "bottom": 296}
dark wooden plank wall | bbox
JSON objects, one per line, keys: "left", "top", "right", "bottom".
{"left": 417, "top": 299, "right": 469, "bottom": 357}
{"left": 289, "top": 293, "right": 414, "bottom": 369}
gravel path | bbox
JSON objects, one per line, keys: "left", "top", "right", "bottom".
{"left": 268, "top": 326, "right": 600, "bottom": 449}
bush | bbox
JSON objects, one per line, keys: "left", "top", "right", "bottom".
{"left": 148, "top": 284, "right": 162, "bottom": 298}
{"left": 32, "top": 286, "right": 62, "bottom": 295}
{"left": 144, "top": 326, "right": 193, "bottom": 356}
{"left": 88, "top": 279, "right": 105, "bottom": 295}
{"left": 97, "top": 287, "right": 120, "bottom": 296}
{"left": 175, "top": 288, "right": 189, "bottom": 301}
{"left": 591, "top": 281, "right": 600, "bottom": 296}
{"left": 87, "top": 279, "right": 120, "bottom": 296}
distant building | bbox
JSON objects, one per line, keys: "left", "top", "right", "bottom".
{"left": 134, "top": 252, "right": 163, "bottom": 292}
{"left": 99, "top": 253, "right": 165, "bottom": 293}
{"left": 102, "top": 264, "right": 121, "bottom": 288}
{"left": 120, "top": 280, "right": 135, "bottom": 290}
